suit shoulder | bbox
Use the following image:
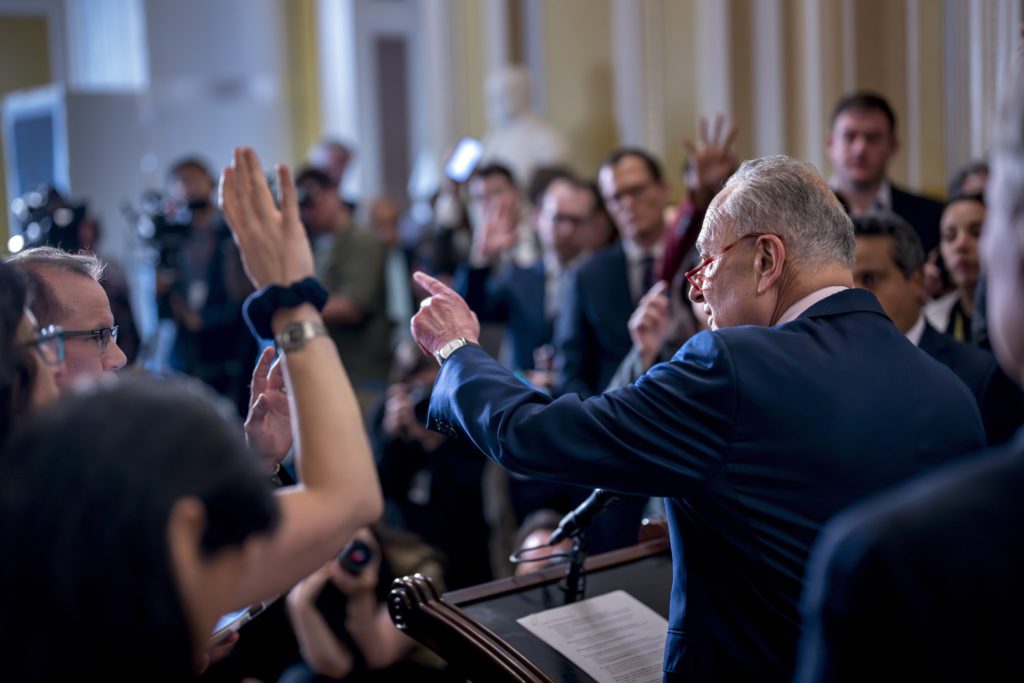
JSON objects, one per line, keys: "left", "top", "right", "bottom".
{"left": 891, "top": 184, "right": 945, "bottom": 215}
{"left": 576, "top": 243, "right": 624, "bottom": 279}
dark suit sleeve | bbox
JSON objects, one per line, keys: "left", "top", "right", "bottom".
{"left": 553, "top": 265, "right": 597, "bottom": 397}
{"left": 426, "top": 332, "right": 735, "bottom": 498}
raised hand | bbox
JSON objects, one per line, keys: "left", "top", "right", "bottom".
{"left": 628, "top": 281, "right": 671, "bottom": 370}
{"left": 683, "top": 114, "right": 740, "bottom": 210}
{"left": 245, "top": 347, "right": 293, "bottom": 473}
{"left": 410, "top": 271, "right": 481, "bottom": 358}
{"left": 219, "top": 147, "right": 315, "bottom": 288}
{"left": 473, "top": 193, "right": 519, "bottom": 263}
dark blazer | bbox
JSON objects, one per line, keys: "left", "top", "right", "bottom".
{"left": 456, "top": 261, "right": 551, "bottom": 372}
{"left": 426, "top": 289, "right": 986, "bottom": 681}
{"left": 890, "top": 184, "right": 945, "bottom": 255}
{"left": 795, "top": 429, "right": 1024, "bottom": 683}
{"left": 919, "top": 323, "right": 1024, "bottom": 445}
{"left": 553, "top": 242, "right": 635, "bottom": 396}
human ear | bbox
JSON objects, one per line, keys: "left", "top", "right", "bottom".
{"left": 755, "top": 236, "right": 786, "bottom": 295}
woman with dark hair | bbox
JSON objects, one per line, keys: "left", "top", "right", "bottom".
{"left": 0, "top": 148, "right": 382, "bottom": 680}
{"left": 926, "top": 194, "right": 985, "bottom": 342}
{"left": 0, "top": 377, "right": 277, "bottom": 681}
{"left": 0, "top": 261, "right": 62, "bottom": 443}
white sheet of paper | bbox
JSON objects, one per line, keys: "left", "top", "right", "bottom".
{"left": 516, "top": 589, "right": 667, "bottom": 683}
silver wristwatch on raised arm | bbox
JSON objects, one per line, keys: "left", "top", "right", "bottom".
{"left": 275, "top": 321, "right": 328, "bottom": 352}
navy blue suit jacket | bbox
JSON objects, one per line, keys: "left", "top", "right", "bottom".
{"left": 891, "top": 185, "right": 945, "bottom": 255}
{"left": 553, "top": 242, "right": 635, "bottom": 396}
{"left": 456, "top": 262, "right": 551, "bottom": 371}
{"left": 426, "top": 289, "right": 986, "bottom": 681}
{"left": 919, "top": 323, "right": 1024, "bottom": 445}
{"left": 796, "top": 429, "right": 1024, "bottom": 683}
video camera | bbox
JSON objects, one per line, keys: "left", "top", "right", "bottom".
{"left": 8, "top": 185, "right": 87, "bottom": 254}
{"left": 130, "top": 190, "right": 195, "bottom": 277}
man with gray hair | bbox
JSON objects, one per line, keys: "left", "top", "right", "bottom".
{"left": 5, "top": 246, "right": 128, "bottom": 389}
{"left": 407, "top": 155, "right": 984, "bottom": 681}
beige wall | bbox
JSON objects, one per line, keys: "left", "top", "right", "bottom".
{"left": 0, "top": 16, "right": 52, "bottom": 248}
{"left": 662, "top": 0, "right": 698, "bottom": 198}
{"left": 464, "top": 0, "right": 1004, "bottom": 202}
{"left": 454, "top": 0, "right": 488, "bottom": 139}
{"left": 541, "top": 0, "right": 616, "bottom": 178}
{"left": 284, "top": 0, "right": 321, "bottom": 168}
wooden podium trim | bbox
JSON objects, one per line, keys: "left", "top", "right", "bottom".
{"left": 444, "top": 536, "right": 670, "bottom": 606}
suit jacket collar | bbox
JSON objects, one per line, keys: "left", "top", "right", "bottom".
{"left": 795, "top": 287, "right": 890, "bottom": 322}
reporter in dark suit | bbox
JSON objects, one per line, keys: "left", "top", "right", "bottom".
{"left": 555, "top": 149, "right": 669, "bottom": 397}
{"left": 827, "top": 93, "right": 945, "bottom": 254}
{"left": 409, "top": 156, "right": 985, "bottom": 682}
{"left": 458, "top": 176, "right": 594, "bottom": 373}
{"left": 851, "top": 213, "right": 1024, "bottom": 445}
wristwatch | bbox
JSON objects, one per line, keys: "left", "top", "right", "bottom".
{"left": 275, "top": 320, "right": 328, "bottom": 352}
{"left": 435, "top": 337, "right": 471, "bottom": 365}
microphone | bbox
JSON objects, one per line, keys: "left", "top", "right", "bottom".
{"left": 548, "top": 489, "right": 623, "bottom": 544}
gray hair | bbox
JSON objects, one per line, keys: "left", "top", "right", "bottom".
{"left": 3, "top": 247, "right": 105, "bottom": 326}
{"left": 704, "top": 155, "right": 855, "bottom": 269}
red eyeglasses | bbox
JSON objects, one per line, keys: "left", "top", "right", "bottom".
{"left": 685, "top": 232, "right": 778, "bottom": 293}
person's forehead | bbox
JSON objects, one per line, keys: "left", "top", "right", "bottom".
{"left": 833, "top": 109, "right": 891, "bottom": 134}
{"left": 607, "top": 156, "right": 654, "bottom": 188}
{"left": 942, "top": 200, "right": 985, "bottom": 224}
{"left": 855, "top": 235, "right": 897, "bottom": 268}
{"left": 39, "top": 268, "right": 113, "bottom": 328}
{"left": 545, "top": 181, "right": 589, "bottom": 212}
{"left": 697, "top": 189, "right": 735, "bottom": 253}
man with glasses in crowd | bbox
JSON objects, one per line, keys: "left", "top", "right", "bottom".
{"left": 6, "top": 246, "right": 127, "bottom": 388}
{"left": 409, "top": 155, "right": 986, "bottom": 682}
{"left": 555, "top": 148, "right": 670, "bottom": 397}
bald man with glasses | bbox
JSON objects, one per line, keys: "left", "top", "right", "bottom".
{"left": 5, "top": 247, "right": 128, "bottom": 389}
{"left": 410, "top": 155, "right": 985, "bottom": 682}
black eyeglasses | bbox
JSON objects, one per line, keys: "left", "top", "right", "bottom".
{"left": 62, "top": 325, "right": 119, "bottom": 352}
{"left": 21, "top": 324, "right": 65, "bottom": 366}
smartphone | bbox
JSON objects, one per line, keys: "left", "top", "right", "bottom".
{"left": 209, "top": 598, "right": 275, "bottom": 645}
{"left": 445, "top": 137, "right": 483, "bottom": 183}
{"left": 338, "top": 538, "right": 373, "bottom": 575}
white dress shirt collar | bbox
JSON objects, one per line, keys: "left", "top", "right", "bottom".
{"left": 776, "top": 286, "right": 850, "bottom": 325}
{"left": 905, "top": 314, "right": 926, "bottom": 347}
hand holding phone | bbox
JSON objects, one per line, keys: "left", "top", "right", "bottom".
{"left": 338, "top": 538, "right": 373, "bottom": 575}
{"left": 444, "top": 137, "right": 483, "bottom": 183}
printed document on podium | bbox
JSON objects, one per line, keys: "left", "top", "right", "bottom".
{"left": 516, "top": 589, "right": 667, "bottom": 683}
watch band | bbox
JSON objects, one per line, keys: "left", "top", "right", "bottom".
{"left": 275, "top": 320, "right": 329, "bottom": 352}
{"left": 435, "top": 337, "right": 470, "bottom": 365}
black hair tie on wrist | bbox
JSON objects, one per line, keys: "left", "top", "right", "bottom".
{"left": 243, "top": 277, "right": 329, "bottom": 341}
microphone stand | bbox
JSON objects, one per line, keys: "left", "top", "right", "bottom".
{"left": 561, "top": 531, "right": 589, "bottom": 604}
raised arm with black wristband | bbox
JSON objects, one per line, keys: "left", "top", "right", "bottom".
{"left": 219, "top": 147, "right": 383, "bottom": 607}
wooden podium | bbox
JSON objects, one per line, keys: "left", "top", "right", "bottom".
{"left": 388, "top": 536, "right": 672, "bottom": 682}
